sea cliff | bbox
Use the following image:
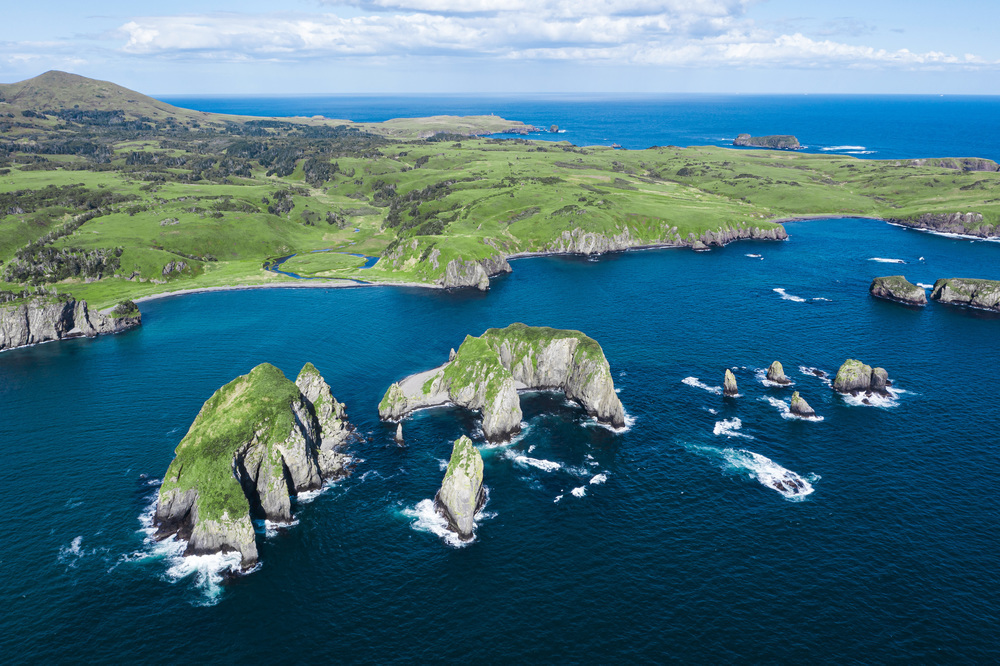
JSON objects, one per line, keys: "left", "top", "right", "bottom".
{"left": 0, "top": 296, "right": 140, "bottom": 351}
{"left": 930, "top": 278, "right": 1000, "bottom": 312}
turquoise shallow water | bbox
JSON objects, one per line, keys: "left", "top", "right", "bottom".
{"left": 1, "top": 219, "right": 999, "bottom": 662}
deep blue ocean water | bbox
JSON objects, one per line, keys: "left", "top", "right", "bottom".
{"left": 2, "top": 216, "right": 999, "bottom": 662}
{"left": 162, "top": 93, "right": 1000, "bottom": 160}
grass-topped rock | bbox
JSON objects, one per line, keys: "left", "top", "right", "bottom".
{"left": 930, "top": 278, "right": 1000, "bottom": 312}
{"left": 154, "top": 362, "right": 354, "bottom": 569}
{"left": 833, "top": 358, "right": 890, "bottom": 397}
{"left": 435, "top": 436, "right": 485, "bottom": 540}
{"left": 870, "top": 276, "right": 927, "bottom": 306}
{"left": 379, "top": 323, "right": 625, "bottom": 442}
{"left": 0, "top": 296, "right": 140, "bottom": 351}
{"left": 733, "top": 134, "right": 801, "bottom": 150}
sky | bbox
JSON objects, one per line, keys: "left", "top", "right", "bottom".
{"left": 2, "top": 0, "right": 999, "bottom": 95}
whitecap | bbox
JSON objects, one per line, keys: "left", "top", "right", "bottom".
{"left": 799, "top": 366, "right": 832, "bottom": 387}
{"left": 683, "top": 376, "right": 722, "bottom": 395}
{"left": 773, "top": 288, "right": 807, "bottom": 302}
{"left": 812, "top": 297, "right": 832, "bottom": 302}
{"left": 553, "top": 495, "right": 563, "bottom": 503}
{"left": 755, "top": 367, "right": 794, "bottom": 388}
{"left": 745, "top": 253, "right": 762, "bottom": 258}
{"left": 437, "top": 458, "right": 449, "bottom": 471}
{"left": 58, "top": 536, "right": 85, "bottom": 566}
{"left": 720, "top": 448, "right": 815, "bottom": 500}
{"left": 868, "top": 257, "right": 906, "bottom": 264}
{"left": 839, "top": 387, "right": 901, "bottom": 409}
{"left": 512, "top": 455, "right": 562, "bottom": 472}
{"left": 571, "top": 486, "right": 587, "bottom": 498}
{"left": 164, "top": 551, "right": 248, "bottom": 606}
{"left": 590, "top": 473, "right": 608, "bottom": 485}
{"left": 402, "top": 488, "right": 491, "bottom": 547}
{"left": 917, "top": 283, "right": 933, "bottom": 289}
{"left": 821, "top": 145, "right": 866, "bottom": 151}
{"left": 760, "top": 396, "right": 824, "bottom": 422}
{"left": 713, "top": 417, "right": 753, "bottom": 439}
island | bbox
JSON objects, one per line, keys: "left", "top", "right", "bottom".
{"left": 733, "top": 134, "right": 802, "bottom": 150}
{"left": 930, "top": 278, "right": 1000, "bottom": 312}
{"left": 832, "top": 359, "right": 890, "bottom": 397}
{"left": 435, "top": 436, "right": 485, "bottom": 541}
{"left": 153, "top": 362, "right": 354, "bottom": 569}
{"left": 869, "top": 276, "right": 927, "bottom": 306}
{"left": 379, "top": 323, "right": 625, "bottom": 442}
{"left": 0, "top": 294, "right": 140, "bottom": 351}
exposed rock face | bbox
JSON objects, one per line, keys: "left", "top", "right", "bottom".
{"left": 395, "top": 423, "right": 404, "bottom": 445}
{"left": 379, "top": 323, "right": 625, "bottom": 442}
{"left": 440, "top": 255, "right": 512, "bottom": 291}
{"left": 540, "top": 223, "right": 787, "bottom": 256}
{"left": 154, "top": 362, "right": 355, "bottom": 569}
{"left": 733, "top": 134, "right": 801, "bottom": 150}
{"left": 889, "top": 212, "right": 999, "bottom": 239}
{"left": 930, "top": 278, "right": 1000, "bottom": 312}
{"left": 789, "top": 391, "right": 815, "bottom": 417}
{"left": 723, "top": 369, "right": 738, "bottom": 397}
{"left": 870, "top": 276, "right": 927, "bottom": 306}
{"left": 833, "top": 359, "right": 890, "bottom": 396}
{"left": 434, "top": 436, "right": 485, "bottom": 540}
{"left": 766, "top": 361, "right": 791, "bottom": 385}
{"left": 908, "top": 157, "right": 999, "bottom": 172}
{"left": 0, "top": 297, "right": 141, "bottom": 351}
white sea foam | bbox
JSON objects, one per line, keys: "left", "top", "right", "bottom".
{"left": 683, "top": 376, "right": 722, "bottom": 395}
{"left": 799, "top": 366, "right": 832, "bottom": 387}
{"left": 571, "top": 486, "right": 587, "bottom": 498}
{"left": 745, "top": 253, "right": 762, "bottom": 258}
{"left": 713, "top": 417, "right": 753, "bottom": 439}
{"left": 760, "top": 396, "right": 824, "bottom": 422}
{"left": 917, "top": 283, "right": 934, "bottom": 289}
{"left": 58, "top": 536, "right": 85, "bottom": 566}
{"left": 513, "top": 455, "right": 562, "bottom": 472}
{"left": 438, "top": 458, "right": 449, "bottom": 471}
{"left": 755, "top": 367, "right": 794, "bottom": 388}
{"left": 812, "top": 297, "right": 832, "bottom": 302}
{"left": 721, "top": 448, "right": 815, "bottom": 500}
{"left": 590, "top": 473, "right": 608, "bottom": 485}
{"left": 773, "top": 288, "right": 807, "bottom": 302}
{"left": 164, "top": 551, "right": 247, "bottom": 605}
{"left": 869, "top": 257, "right": 906, "bottom": 264}
{"left": 553, "top": 495, "right": 563, "bottom": 503}
{"left": 839, "top": 387, "right": 901, "bottom": 408}
{"left": 403, "top": 488, "right": 492, "bottom": 547}
{"left": 821, "top": 145, "right": 866, "bottom": 151}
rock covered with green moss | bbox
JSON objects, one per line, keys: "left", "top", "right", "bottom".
{"left": 833, "top": 359, "right": 890, "bottom": 396}
{"left": 154, "top": 362, "right": 354, "bottom": 569}
{"left": 733, "top": 134, "right": 801, "bottom": 150}
{"left": 723, "top": 369, "right": 738, "bottom": 396}
{"left": 0, "top": 296, "right": 140, "bottom": 351}
{"left": 930, "top": 278, "right": 1000, "bottom": 312}
{"left": 379, "top": 323, "right": 625, "bottom": 442}
{"left": 789, "top": 391, "right": 816, "bottom": 418}
{"left": 766, "top": 361, "right": 791, "bottom": 385}
{"left": 435, "top": 436, "right": 485, "bottom": 540}
{"left": 870, "top": 276, "right": 927, "bottom": 306}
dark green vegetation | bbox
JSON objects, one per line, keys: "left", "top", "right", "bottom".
{"left": 2, "top": 71, "right": 999, "bottom": 308}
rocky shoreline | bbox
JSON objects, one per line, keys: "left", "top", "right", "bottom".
{"left": 0, "top": 296, "right": 140, "bottom": 352}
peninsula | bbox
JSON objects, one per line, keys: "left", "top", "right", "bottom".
{"left": 379, "top": 323, "right": 625, "bottom": 442}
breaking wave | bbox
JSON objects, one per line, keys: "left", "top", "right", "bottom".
{"left": 869, "top": 257, "right": 905, "bottom": 264}
{"left": 821, "top": 145, "right": 866, "bottom": 151}
{"left": 799, "top": 366, "right": 832, "bottom": 387}
{"left": 839, "top": 387, "right": 903, "bottom": 409}
{"left": 512, "top": 454, "right": 562, "bottom": 472}
{"left": 720, "top": 448, "right": 816, "bottom": 500}
{"left": 683, "top": 376, "right": 722, "bottom": 395}
{"left": 773, "top": 288, "right": 807, "bottom": 302}
{"left": 402, "top": 488, "right": 493, "bottom": 548}
{"left": 590, "top": 473, "right": 608, "bottom": 485}
{"left": 713, "top": 417, "right": 753, "bottom": 439}
{"left": 760, "top": 396, "right": 824, "bottom": 422}
{"left": 755, "top": 367, "right": 794, "bottom": 388}
{"left": 570, "top": 486, "right": 587, "bottom": 498}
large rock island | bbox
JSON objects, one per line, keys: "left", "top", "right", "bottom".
{"left": 0, "top": 296, "right": 140, "bottom": 351}
{"left": 733, "top": 134, "right": 802, "bottom": 150}
{"left": 153, "top": 362, "right": 354, "bottom": 569}
{"left": 833, "top": 359, "right": 890, "bottom": 397}
{"left": 930, "top": 278, "right": 1000, "bottom": 312}
{"left": 379, "top": 323, "right": 625, "bottom": 442}
{"left": 869, "top": 276, "right": 927, "bottom": 306}
{"left": 435, "top": 436, "right": 485, "bottom": 541}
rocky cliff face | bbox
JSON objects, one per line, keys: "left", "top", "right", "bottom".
{"left": 869, "top": 276, "right": 927, "bottom": 306}
{"left": 930, "top": 278, "right": 1000, "bottom": 312}
{"left": 723, "top": 369, "right": 738, "bottom": 397}
{"left": 889, "top": 212, "right": 999, "bottom": 239}
{"left": 154, "top": 362, "right": 355, "bottom": 569}
{"left": 733, "top": 134, "right": 801, "bottom": 150}
{"left": 435, "top": 436, "right": 485, "bottom": 540}
{"left": 540, "top": 223, "right": 787, "bottom": 256}
{"left": 908, "top": 158, "right": 999, "bottom": 172}
{"left": 789, "top": 391, "right": 816, "bottom": 418}
{"left": 440, "top": 255, "right": 512, "bottom": 291}
{"left": 379, "top": 323, "right": 625, "bottom": 442}
{"left": 766, "top": 361, "right": 791, "bottom": 385}
{"left": 833, "top": 359, "right": 890, "bottom": 396}
{"left": 0, "top": 297, "right": 141, "bottom": 351}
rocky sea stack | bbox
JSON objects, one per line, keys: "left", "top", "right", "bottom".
{"left": 435, "top": 436, "right": 485, "bottom": 540}
{"left": 766, "top": 361, "right": 791, "bottom": 385}
{"left": 870, "top": 276, "right": 927, "bottom": 306}
{"left": 0, "top": 296, "right": 140, "bottom": 351}
{"left": 833, "top": 359, "right": 890, "bottom": 397}
{"left": 733, "top": 134, "right": 801, "bottom": 150}
{"left": 379, "top": 323, "right": 625, "bottom": 442}
{"left": 789, "top": 391, "right": 816, "bottom": 418}
{"left": 723, "top": 369, "right": 739, "bottom": 396}
{"left": 930, "top": 278, "right": 1000, "bottom": 312}
{"left": 153, "top": 362, "right": 354, "bottom": 569}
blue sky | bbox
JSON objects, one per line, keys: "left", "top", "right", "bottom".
{"left": 2, "top": 0, "right": 998, "bottom": 94}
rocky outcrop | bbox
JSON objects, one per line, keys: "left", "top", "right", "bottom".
{"left": 734, "top": 134, "right": 801, "bottom": 150}
{"left": 723, "top": 369, "right": 738, "bottom": 397}
{"left": 395, "top": 423, "right": 404, "bottom": 445}
{"left": 909, "top": 157, "right": 999, "bottom": 172}
{"left": 870, "top": 276, "right": 927, "bottom": 306}
{"left": 930, "top": 278, "right": 1000, "bottom": 312}
{"left": 154, "top": 362, "right": 355, "bottom": 569}
{"left": 541, "top": 223, "right": 787, "bottom": 256}
{"left": 789, "top": 391, "right": 816, "bottom": 418}
{"left": 0, "top": 297, "right": 141, "bottom": 351}
{"left": 889, "top": 212, "right": 999, "bottom": 239}
{"left": 434, "top": 436, "right": 485, "bottom": 540}
{"left": 766, "top": 361, "right": 791, "bottom": 385}
{"left": 440, "top": 255, "right": 512, "bottom": 291}
{"left": 379, "top": 323, "right": 625, "bottom": 442}
{"left": 833, "top": 359, "right": 890, "bottom": 397}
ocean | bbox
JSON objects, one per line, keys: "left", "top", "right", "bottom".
{"left": 2, "top": 95, "right": 1000, "bottom": 662}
